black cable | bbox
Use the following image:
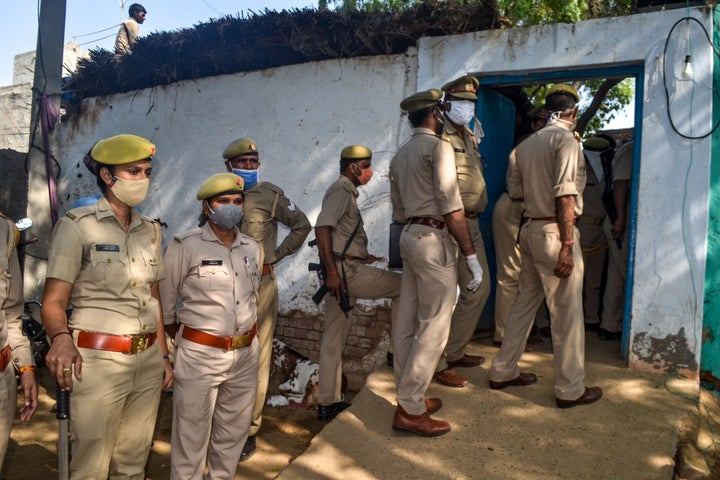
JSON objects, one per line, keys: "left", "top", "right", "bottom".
{"left": 662, "top": 16, "right": 720, "bottom": 140}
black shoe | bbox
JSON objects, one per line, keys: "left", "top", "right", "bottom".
{"left": 317, "top": 401, "right": 351, "bottom": 422}
{"left": 599, "top": 328, "right": 621, "bottom": 341}
{"left": 584, "top": 322, "right": 601, "bottom": 333}
{"left": 386, "top": 352, "right": 394, "bottom": 367}
{"left": 239, "top": 435, "right": 256, "bottom": 462}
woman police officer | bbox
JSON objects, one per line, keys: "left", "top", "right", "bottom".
{"left": 159, "top": 173, "right": 262, "bottom": 479}
{"left": 42, "top": 133, "right": 173, "bottom": 478}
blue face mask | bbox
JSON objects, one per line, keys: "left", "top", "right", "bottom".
{"left": 232, "top": 169, "right": 259, "bottom": 190}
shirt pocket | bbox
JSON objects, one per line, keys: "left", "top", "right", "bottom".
{"left": 197, "top": 261, "right": 231, "bottom": 291}
{"left": 88, "top": 249, "right": 127, "bottom": 287}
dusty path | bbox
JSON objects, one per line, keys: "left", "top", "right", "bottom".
{"left": 3, "top": 367, "right": 328, "bottom": 479}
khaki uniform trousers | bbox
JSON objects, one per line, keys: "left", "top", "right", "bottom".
{"left": 394, "top": 224, "right": 457, "bottom": 415}
{"left": 171, "top": 333, "right": 259, "bottom": 479}
{"left": 249, "top": 272, "right": 278, "bottom": 437}
{"left": 436, "top": 217, "right": 490, "bottom": 371}
{"left": 489, "top": 220, "right": 586, "bottom": 401}
{"left": 0, "top": 365, "right": 16, "bottom": 472}
{"left": 318, "top": 261, "right": 400, "bottom": 405}
{"left": 491, "top": 194, "right": 549, "bottom": 343}
{"left": 601, "top": 217, "right": 628, "bottom": 333}
{"left": 577, "top": 221, "right": 607, "bottom": 326}
{"left": 70, "top": 339, "right": 164, "bottom": 479}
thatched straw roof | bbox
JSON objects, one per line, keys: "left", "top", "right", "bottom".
{"left": 67, "top": 0, "right": 500, "bottom": 99}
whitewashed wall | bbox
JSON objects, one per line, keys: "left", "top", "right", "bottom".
{"left": 416, "top": 8, "right": 714, "bottom": 372}
{"left": 45, "top": 7, "right": 714, "bottom": 372}
{"left": 52, "top": 52, "right": 418, "bottom": 315}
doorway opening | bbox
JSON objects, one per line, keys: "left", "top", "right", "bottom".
{"left": 472, "top": 65, "right": 643, "bottom": 361}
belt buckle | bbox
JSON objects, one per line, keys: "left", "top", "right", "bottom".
{"left": 130, "top": 335, "right": 148, "bottom": 353}
{"left": 230, "top": 335, "right": 249, "bottom": 350}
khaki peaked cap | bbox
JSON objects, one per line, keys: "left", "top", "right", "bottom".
{"left": 400, "top": 89, "right": 443, "bottom": 113}
{"left": 90, "top": 134, "right": 155, "bottom": 165}
{"left": 223, "top": 137, "right": 259, "bottom": 159}
{"left": 545, "top": 84, "right": 580, "bottom": 103}
{"left": 583, "top": 136, "right": 612, "bottom": 151}
{"left": 441, "top": 75, "right": 479, "bottom": 100}
{"left": 197, "top": 173, "right": 244, "bottom": 200}
{"left": 340, "top": 145, "right": 372, "bottom": 161}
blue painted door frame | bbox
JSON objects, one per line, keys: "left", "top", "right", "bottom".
{"left": 474, "top": 66, "right": 643, "bottom": 359}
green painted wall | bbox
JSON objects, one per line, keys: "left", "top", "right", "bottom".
{"left": 701, "top": 7, "right": 720, "bottom": 375}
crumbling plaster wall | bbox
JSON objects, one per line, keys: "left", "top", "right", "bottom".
{"left": 416, "top": 8, "right": 714, "bottom": 375}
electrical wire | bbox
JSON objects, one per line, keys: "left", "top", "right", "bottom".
{"left": 662, "top": 16, "right": 720, "bottom": 140}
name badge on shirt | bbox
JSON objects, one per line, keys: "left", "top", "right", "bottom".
{"left": 95, "top": 244, "right": 120, "bottom": 252}
{"left": 454, "top": 148, "right": 466, "bottom": 153}
{"left": 202, "top": 260, "right": 223, "bottom": 266}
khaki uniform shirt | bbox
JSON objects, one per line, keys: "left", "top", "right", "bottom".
{"left": 114, "top": 18, "right": 139, "bottom": 55}
{"left": 46, "top": 196, "right": 164, "bottom": 335}
{"left": 509, "top": 124, "right": 586, "bottom": 218}
{"left": 0, "top": 215, "right": 32, "bottom": 368}
{"left": 315, "top": 176, "right": 369, "bottom": 258}
{"left": 582, "top": 164, "right": 606, "bottom": 220}
{"left": 443, "top": 122, "right": 488, "bottom": 215}
{"left": 160, "top": 223, "right": 263, "bottom": 336}
{"left": 390, "top": 127, "right": 464, "bottom": 222}
{"left": 240, "top": 181, "right": 310, "bottom": 265}
{"left": 613, "top": 143, "right": 633, "bottom": 183}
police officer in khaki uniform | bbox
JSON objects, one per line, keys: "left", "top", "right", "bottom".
{"left": 0, "top": 213, "right": 38, "bottom": 471}
{"left": 492, "top": 106, "right": 550, "bottom": 347}
{"left": 389, "top": 90, "right": 483, "bottom": 436}
{"left": 315, "top": 145, "right": 401, "bottom": 422}
{"left": 160, "top": 173, "right": 262, "bottom": 479}
{"left": 222, "top": 137, "right": 311, "bottom": 459}
{"left": 42, "top": 134, "right": 174, "bottom": 478}
{"left": 432, "top": 75, "right": 491, "bottom": 388}
{"left": 600, "top": 141, "right": 633, "bottom": 339}
{"left": 579, "top": 136, "right": 611, "bottom": 330}
{"left": 489, "top": 85, "right": 603, "bottom": 408}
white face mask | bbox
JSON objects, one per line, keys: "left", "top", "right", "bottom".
{"left": 547, "top": 111, "right": 576, "bottom": 130}
{"left": 446, "top": 101, "right": 476, "bottom": 126}
{"left": 110, "top": 177, "right": 150, "bottom": 207}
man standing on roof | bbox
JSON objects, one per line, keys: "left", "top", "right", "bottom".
{"left": 222, "top": 137, "right": 311, "bottom": 460}
{"left": 114, "top": 3, "right": 146, "bottom": 57}
{"left": 488, "top": 84, "right": 603, "bottom": 409}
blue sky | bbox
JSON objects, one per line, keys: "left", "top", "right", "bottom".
{"left": 1, "top": 0, "right": 314, "bottom": 86}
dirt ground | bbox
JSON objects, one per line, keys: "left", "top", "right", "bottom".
{"left": 5, "top": 344, "right": 720, "bottom": 480}
{"left": 2, "top": 366, "right": 339, "bottom": 479}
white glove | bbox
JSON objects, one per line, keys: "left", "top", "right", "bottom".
{"left": 465, "top": 254, "right": 483, "bottom": 292}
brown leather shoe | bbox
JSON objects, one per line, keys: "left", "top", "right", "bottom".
{"left": 433, "top": 368, "right": 468, "bottom": 388}
{"left": 447, "top": 354, "right": 485, "bottom": 368}
{"left": 488, "top": 372, "right": 537, "bottom": 390}
{"left": 392, "top": 406, "right": 451, "bottom": 437}
{"left": 425, "top": 397, "right": 442, "bottom": 415}
{"left": 556, "top": 386, "right": 603, "bottom": 409}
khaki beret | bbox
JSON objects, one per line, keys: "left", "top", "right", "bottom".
{"left": 583, "top": 136, "right": 612, "bottom": 151}
{"left": 545, "top": 84, "right": 580, "bottom": 103}
{"left": 223, "top": 137, "right": 259, "bottom": 160}
{"left": 196, "top": 173, "right": 244, "bottom": 200}
{"left": 441, "top": 75, "right": 479, "bottom": 100}
{"left": 340, "top": 145, "right": 372, "bottom": 161}
{"left": 400, "top": 89, "right": 443, "bottom": 113}
{"left": 90, "top": 134, "right": 155, "bottom": 166}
